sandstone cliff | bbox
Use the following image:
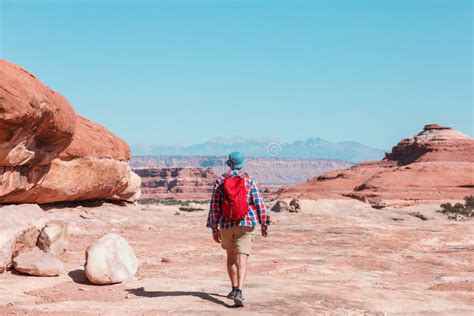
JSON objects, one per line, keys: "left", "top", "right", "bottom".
{"left": 135, "top": 167, "right": 216, "bottom": 200}
{"left": 0, "top": 59, "right": 140, "bottom": 203}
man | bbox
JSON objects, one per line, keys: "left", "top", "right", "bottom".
{"left": 207, "top": 151, "right": 270, "bottom": 307}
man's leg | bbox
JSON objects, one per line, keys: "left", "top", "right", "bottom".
{"left": 232, "top": 253, "right": 249, "bottom": 307}
{"left": 230, "top": 227, "right": 254, "bottom": 307}
{"left": 236, "top": 253, "right": 249, "bottom": 289}
{"left": 226, "top": 250, "right": 238, "bottom": 288}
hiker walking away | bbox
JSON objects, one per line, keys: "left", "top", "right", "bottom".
{"left": 206, "top": 151, "right": 270, "bottom": 307}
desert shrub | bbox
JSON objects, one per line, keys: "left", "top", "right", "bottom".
{"left": 464, "top": 195, "right": 474, "bottom": 209}
{"left": 138, "top": 198, "right": 159, "bottom": 205}
{"left": 439, "top": 195, "right": 474, "bottom": 219}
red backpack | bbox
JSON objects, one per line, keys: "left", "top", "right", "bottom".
{"left": 221, "top": 174, "right": 248, "bottom": 220}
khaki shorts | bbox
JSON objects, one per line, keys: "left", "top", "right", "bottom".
{"left": 220, "top": 226, "right": 255, "bottom": 255}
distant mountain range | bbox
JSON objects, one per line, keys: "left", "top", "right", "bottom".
{"left": 132, "top": 137, "right": 386, "bottom": 163}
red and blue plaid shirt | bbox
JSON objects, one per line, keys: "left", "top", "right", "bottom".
{"left": 206, "top": 169, "right": 270, "bottom": 232}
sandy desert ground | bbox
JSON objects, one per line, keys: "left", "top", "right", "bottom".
{"left": 0, "top": 200, "right": 473, "bottom": 315}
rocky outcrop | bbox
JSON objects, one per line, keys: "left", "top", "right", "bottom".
{"left": 278, "top": 125, "right": 474, "bottom": 205}
{"left": 0, "top": 204, "right": 48, "bottom": 272}
{"left": 114, "top": 170, "right": 142, "bottom": 202}
{"left": 135, "top": 167, "right": 217, "bottom": 199}
{"left": 84, "top": 233, "right": 138, "bottom": 285}
{"left": 0, "top": 59, "right": 140, "bottom": 203}
{"left": 385, "top": 124, "right": 474, "bottom": 164}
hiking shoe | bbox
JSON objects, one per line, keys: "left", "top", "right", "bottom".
{"left": 234, "top": 290, "right": 245, "bottom": 307}
{"left": 227, "top": 289, "right": 237, "bottom": 299}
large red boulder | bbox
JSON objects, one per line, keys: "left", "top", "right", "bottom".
{"left": 278, "top": 124, "right": 474, "bottom": 205}
{"left": 0, "top": 59, "right": 140, "bottom": 203}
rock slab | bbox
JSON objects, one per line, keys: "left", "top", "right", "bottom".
{"left": 13, "top": 247, "right": 64, "bottom": 277}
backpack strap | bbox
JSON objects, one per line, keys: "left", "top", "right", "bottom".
{"left": 223, "top": 171, "right": 247, "bottom": 179}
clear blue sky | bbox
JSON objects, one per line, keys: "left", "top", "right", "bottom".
{"left": 1, "top": 0, "right": 472, "bottom": 149}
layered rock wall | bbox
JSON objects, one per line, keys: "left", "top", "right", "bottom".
{"left": 136, "top": 167, "right": 217, "bottom": 199}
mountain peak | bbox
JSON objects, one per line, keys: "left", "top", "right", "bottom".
{"left": 206, "top": 136, "right": 280, "bottom": 145}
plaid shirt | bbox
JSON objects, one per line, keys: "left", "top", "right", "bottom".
{"left": 206, "top": 170, "right": 270, "bottom": 232}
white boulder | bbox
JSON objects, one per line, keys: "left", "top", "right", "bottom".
{"left": 84, "top": 233, "right": 138, "bottom": 285}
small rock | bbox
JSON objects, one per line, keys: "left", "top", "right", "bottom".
{"left": 125, "top": 293, "right": 131, "bottom": 299}
{"left": 409, "top": 212, "right": 428, "bottom": 221}
{"left": 178, "top": 203, "right": 205, "bottom": 212}
{"left": 271, "top": 200, "right": 290, "bottom": 212}
{"left": 37, "top": 220, "right": 70, "bottom": 256}
{"left": 371, "top": 201, "right": 388, "bottom": 209}
{"left": 161, "top": 257, "right": 171, "bottom": 263}
{"left": 84, "top": 233, "right": 138, "bottom": 285}
{"left": 13, "top": 247, "right": 64, "bottom": 276}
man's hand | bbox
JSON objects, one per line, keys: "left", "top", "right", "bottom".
{"left": 261, "top": 225, "right": 269, "bottom": 237}
{"left": 212, "top": 230, "right": 221, "bottom": 243}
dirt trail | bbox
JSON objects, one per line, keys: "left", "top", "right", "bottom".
{"left": 1, "top": 200, "right": 473, "bottom": 315}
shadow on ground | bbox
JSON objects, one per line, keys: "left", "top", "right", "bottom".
{"left": 68, "top": 269, "right": 95, "bottom": 285}
{"left": 126, "top": 287, "right": 236, "bottom": 308}
{"left": 40, "top": 200, "right": 128, "bottom": 211}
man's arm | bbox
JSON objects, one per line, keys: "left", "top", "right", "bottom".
{"left": 250, "top": 178, "right": 271, "bottom": 233}
{"left": 207, "top": 178, "right": 222, "bottom": 241}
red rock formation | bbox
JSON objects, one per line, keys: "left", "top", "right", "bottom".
{"left": 60, "top": 115, "right": 130, "bottom": 161}
{"left": 0, "top": 59, "right": 140, "bottom": 203}
{"left": 278, "top": 124, "right": 474, "bottom": 205}
{"left": 385, "top": 124, "right": 473, "bottom": 164}
{"left": 136, "top": 167, "right": 217, "bottom": 199}
{"left": 0, "top": 61, "right": 75, "bottom": 167}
